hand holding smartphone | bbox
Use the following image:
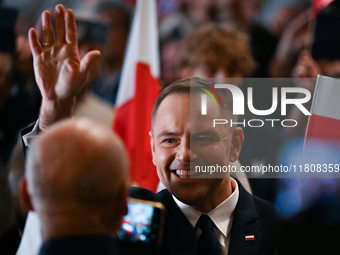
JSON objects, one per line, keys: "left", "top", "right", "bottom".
{"left": 117, "top": 198, "right": 165, "bottom": 254}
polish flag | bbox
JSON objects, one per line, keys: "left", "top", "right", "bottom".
{"left": 312, "top": 0, "right": 335, "bottom": 16}
{"left": 113, "top": 0, "right": 161, "bottom": 192}
{"left": 305, "top": 75, "right": 340, "bottom": 141}
{"left": 245, "top": 235, "right": 255, "bottom": 241}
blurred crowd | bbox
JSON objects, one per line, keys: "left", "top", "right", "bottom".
{"left": 1, "top": 0, "right": 340, "bottom": 254}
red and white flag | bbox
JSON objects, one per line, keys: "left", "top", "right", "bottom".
{"left": 312, "top": 0, "right": 335, "bottom": 16}
{"left": 113, "top": 0, "right": 161, "bottom": 192}
{"left": 305, "top": 75, "right": 340, "bottom": 141}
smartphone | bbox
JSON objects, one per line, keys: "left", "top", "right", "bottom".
{"left": 117, "top": 198, "right": 165, "bottom": 254}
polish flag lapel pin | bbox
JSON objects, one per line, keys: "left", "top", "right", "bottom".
{"left": 245, "top": 235, "right": 255, "bottom": 241}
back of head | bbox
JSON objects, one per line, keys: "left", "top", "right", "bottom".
{"left": 24, "top": 118, "right": 129, "bottom": 238}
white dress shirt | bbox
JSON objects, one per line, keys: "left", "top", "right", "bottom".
{"left": 173, "top": 178, "right": 239, "bottom": 255}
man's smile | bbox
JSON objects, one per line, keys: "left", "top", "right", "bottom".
{"left": 171, "top": 169, "right": 204, "bottom": 179}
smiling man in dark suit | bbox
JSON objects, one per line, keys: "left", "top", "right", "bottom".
{"left": 19, "top": 4, "right": 278, "bottom": 255}
{"left": 129, "top": 79, "right": 279, "bottom": 255}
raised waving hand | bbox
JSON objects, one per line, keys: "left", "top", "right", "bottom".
{"left": 29, "top": 4, "right": 100, "bottom": 130}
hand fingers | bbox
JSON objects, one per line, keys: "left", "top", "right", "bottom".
{"left": 55, "top": 4, "right": 66, "bottom": 44}
{"left": 28, "top": 28, "right": 43, "bottom": 57}
{"left": 42, "top": 11, "right": 55, "bottom": 48}
{"left": 65, "top": 9, "right": 77, "bottom": 46}
{"left": 79, "top": 50, "right": 101, "bottom": 75}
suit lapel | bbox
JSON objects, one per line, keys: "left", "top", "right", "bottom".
{"left": 228, "top": 179, "right": 263, "bottom": 255}
{"left": 157, "top": 190, "right": 196, "bottom": 255}
{"left": 157, "top": 189, "right": 193, "bottom": 228}
{"left": 157, "top": 181, "right": 265, "bottom": 255}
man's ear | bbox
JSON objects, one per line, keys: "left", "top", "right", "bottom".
{"left": 20, "top": 178, "right": 34, "bottom": 211}
{"left": 229, "top": 127, "right": 244, "bottom": 162}
{"left": 149, "top": 131, "right": 156, "bottom": 166}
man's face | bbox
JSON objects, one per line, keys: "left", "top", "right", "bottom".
{"left": 151, "top": 93, "right": 243, "bottom": 211}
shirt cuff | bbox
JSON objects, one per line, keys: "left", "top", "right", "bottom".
{"left": 22, "top": 119, "right": 40, "bottom": 147}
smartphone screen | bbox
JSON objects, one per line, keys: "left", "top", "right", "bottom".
{"left": 117, "top": 198, "right": 165, "bottom": 250}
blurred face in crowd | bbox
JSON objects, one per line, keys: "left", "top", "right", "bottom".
{"left": 98, "top": 10, "right": 129, "bottom": 67}
{"left": 161, "top": 40, "right": 181, "bottom": 86}
{"left": 176, "top": 24, "right": 255, "bottom": 81}
{"left": 184, "top": 0, "right": 218, "bottom": 23}
{"left": 239, "top": 0, "right": 263, "bottom": 22}
{"left": 150, "top": 92, "right": 243, "bottom": 212}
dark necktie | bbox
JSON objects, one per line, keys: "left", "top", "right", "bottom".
{"left": 196, "top": 214, "right": 222, "bottom": 255}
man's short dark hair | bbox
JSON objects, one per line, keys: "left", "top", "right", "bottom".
{"left": 151, "top": 77, "right": 237, "bottom": 133}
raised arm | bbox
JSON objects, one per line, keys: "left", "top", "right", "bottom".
{"left": 29, "top": 4, "right": 100, "bottom": 131}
